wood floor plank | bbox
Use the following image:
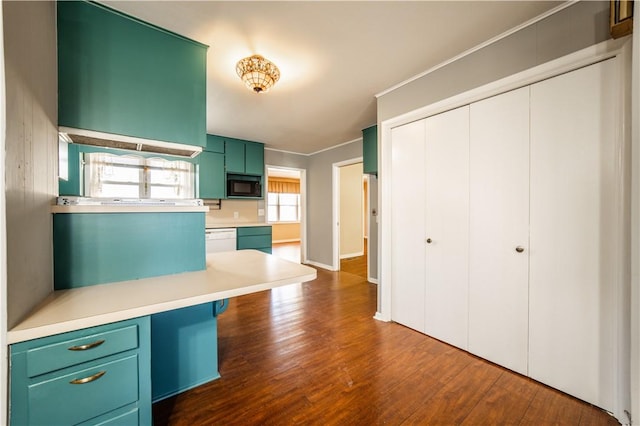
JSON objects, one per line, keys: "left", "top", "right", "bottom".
{"left": 153, "top": 250, "right": 618, "bottom": 425}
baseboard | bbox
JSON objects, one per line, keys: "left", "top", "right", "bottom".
{"left": 367, "top": 276, "right": 379, "bottom": 284}
{"left": 373, "top": 312, "right": 390, "bottom": 322}
{"left": 340, "top": 251, "right": 364, "bottom": 260}
{"left": 304, "top": 260, "right": 336, "bottom": 271}
{"left": 272, "top": 238, "right": 301, "bottom": 244}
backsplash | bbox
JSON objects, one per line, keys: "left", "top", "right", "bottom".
{"left": 206, "top": 199, "right": 264, "bottom": 225}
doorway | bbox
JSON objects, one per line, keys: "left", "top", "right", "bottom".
{"left": 331, "top": 158, "right": 365, "bottom": 271}
{"left": 265, "top": 166, "right": 306, "bottom": 264}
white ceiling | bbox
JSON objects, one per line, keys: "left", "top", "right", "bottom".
{"left": 103, "top": 1, "right": 562, "bottom": 155}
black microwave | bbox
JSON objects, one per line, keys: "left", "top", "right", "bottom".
{"left": 227, "top": 178, "right": 261, "bottom": 197}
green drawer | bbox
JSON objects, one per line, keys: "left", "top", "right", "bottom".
{"left": 27, "top": 354, "right": 139, "bottom": 426}
{"left": 25, "top": 324, "right": 139, "bottom": 378}
{"left": 79, "top": 406, "right": 138, "bottom": 426}
{"left": 256, "top": 247, "right": 272, "bottom": 254}
{"left": 237, "top": 235, "right": 271, "bottom": 250}
{"left": 236, "top": 226, "right": 271, "bottom": 237}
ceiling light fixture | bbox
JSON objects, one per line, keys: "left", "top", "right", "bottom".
{"left": 235, "top": 54, "right": 280, "bottom": 94}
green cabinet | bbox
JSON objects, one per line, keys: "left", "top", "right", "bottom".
{"left": 205, "top": 134, "right": 226, "bottom": 154}
{"left": 199, "top": 152, "right": 225, "bottom": 199}
{"left": 57, "top": 1, "right": 207, "bottom": 148}
{"left": 53, "top": 212, "right": 206, "bottom": 289}
{"left": 363, "top": 125, "right": 378, "bottom": 175}
{"left": 10, "top": 317, "right": 151, "bottom": 425}
{"left": 237, "top": 226, "right": 272, "bottom": 254}
{"left": 151, "top": 303, "right": 220, "bottom": 402}
{"left": 225, "top": 139, "right": 265, "bottom": 176}
{"left": 199, "top": 135, "right": 226, "bottom": 199}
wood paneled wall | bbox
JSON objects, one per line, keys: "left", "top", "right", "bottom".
{"left": 4, "top": 1, "right": 58, "bottom": 328}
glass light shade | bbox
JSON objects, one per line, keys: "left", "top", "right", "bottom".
{"left": 236, "top": 55, "right": 280, "bottom": 93}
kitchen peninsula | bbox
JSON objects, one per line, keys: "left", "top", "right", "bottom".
{"left": 8, "top": 249, "right": 316, "bottom": 425}
{"left": 8, "top": 250, "right": 316, "bottom": 343}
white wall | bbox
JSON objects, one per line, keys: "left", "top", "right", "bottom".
{"left": 339, "top": 163, "right": 363, "bottom": 258}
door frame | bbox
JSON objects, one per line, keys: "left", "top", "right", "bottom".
{"left": 264, "top": 165, "right": 307, "bottom": 263}
{"left": 379, "top": 37, "right": 631, "bottom": 422}
{"left": 332, "top": 157, "right": 363, "bottom": 271}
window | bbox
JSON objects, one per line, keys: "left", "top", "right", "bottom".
{"left": 268, "top": 192, "right": 300, "bottom": 222}
{"left": 84, "top": 152, "right": 195, "bottom": 199}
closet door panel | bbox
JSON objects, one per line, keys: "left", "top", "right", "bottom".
{"left": 529, "top": 59, "right": 617, "bottom": 410}
{"left": 424, "top": 106, "right": 470, "bottom": 350}
{"left": 390, "top": 120, "right": 426, "bottom": 333}
{"left": 468, "top": 87, "right": 530, "bottom": 375}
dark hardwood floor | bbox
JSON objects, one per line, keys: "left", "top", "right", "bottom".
{"left": 153, "top": 248, "right": 618, "bottom": 425}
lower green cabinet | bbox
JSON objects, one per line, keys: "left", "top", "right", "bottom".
{"left": 150, "top": 303, "right": 220, "bottom": 402}
{"left": 237, "top": 226, "right": 272, "bottom": 254}
{"left": 10, "top": 317, "right": 151, "bottom": 426}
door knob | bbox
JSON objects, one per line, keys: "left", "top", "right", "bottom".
{"left": 426, "top": 238, "right": 432, "bottom": 244}
{"left": 515, "top": 246, "right": 524, "bottom": 253}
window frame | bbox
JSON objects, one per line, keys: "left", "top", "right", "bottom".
{"left": 267, "top": 192, "right": 301, "bottom": 223}
{"left": 83, "top": 152, "right": 195, "bottom": 199}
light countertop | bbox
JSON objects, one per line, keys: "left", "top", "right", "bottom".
{"left": 205, "top": 222, "right": 269, "bottom": 229}
{"left": 52, "top": 205, "right": 209, "bottom": 214}
{"left": 8, "top": 250, "right": 316, "bottom": 344}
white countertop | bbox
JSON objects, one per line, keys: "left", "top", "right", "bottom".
{"left": 52, "top": 205, "right": 209, "bottom": 214}
{"left": 205, "top": 222, "right": 269, "bottom": 229}
{"left": 7, "top": 250, "right": 316, "bottom": 344}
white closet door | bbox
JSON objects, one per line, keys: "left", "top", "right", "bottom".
{"left": 529, "top": 59, "right": 617, "bottom": 410}
{"left": 390, "top": 120, "right": 426, "bottom": 333}
{"left": 424, "top": 106, "right": 470, "bottom": 350}
{"left": 468, "top": 87, "right": 530, "bottom": 375}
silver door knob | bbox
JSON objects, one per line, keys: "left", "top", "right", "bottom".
{"left": 426, "top": 238, "right": 432, "bottom": 244}
{"left": 515, "top": 246, "right": 524, "bottom": 253}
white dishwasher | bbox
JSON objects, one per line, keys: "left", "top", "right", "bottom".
{"left": 205, "top": 228, "right": 237, "bottom": 253}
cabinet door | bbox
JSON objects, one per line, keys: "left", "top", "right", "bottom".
{"left": 424, "top": 106, "right": 469, "bottom": 350}
{"left": 244, "top": 142, "right": 264, "bottom": 176}
{"left": 225, "top": 140, "right": 245, "bottom": 174}
{"left": 390, "top": 120, "right": 426, "bottom": 333}
{"left": 529, "top": 59, "right": 618, "bottom": 410}
{"left": 362, "top": 125, "right": 377, "bottom": 175}
{"left": 205, "top": 135, "right": 225, "bottom": 153}
{"left": 151, "top": 304, "right": 219, "bottom": 402}
{"left": 57, "top": 2, "right": 207, "bottom": 148}
{"left": 468, "top": 87, "right": 530, "bottom": 375}
{"left": 199, "top": 152, "right": 225, "bottom": 199}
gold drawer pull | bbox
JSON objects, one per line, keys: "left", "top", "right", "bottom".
{"left": 68, "top": 339, "right": 105, "bottom": 351}
{"left": 69, "top": 370, "right": 106, "bottom": 385}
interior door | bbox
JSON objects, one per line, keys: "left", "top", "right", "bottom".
{"left": 468, "top": 87, "right": 530, "bottom": 375}
{"left": 424, "top": 106, "right": 470, "bottom": 350}
{"left": 529, "top": 58, "right": 618, "bottom": 411}
{"left": 390, "top": 120, "right": 426, "bottom": 333}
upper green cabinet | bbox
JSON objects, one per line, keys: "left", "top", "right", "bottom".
{"left": 363, "top": 125, "right": 377, "bottom": 175}
{"left": 199, "top": 135, "right": 225, "bottom": 199}
{"left": 57, "top": 1, "right": 208, "bottom": 148}
{"left": 225, "top": 139, "right": 264, "bottom": 176}
{"left": 205, "top": 134, "right": 226, "bottom": 154}
{"left": 199, "top": 152, "right": 225, "bottom": 199}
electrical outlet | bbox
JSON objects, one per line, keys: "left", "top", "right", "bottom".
{"left": 258, "top": 209, "right": 265, "bottom": 216}
{"left": 233, "top": 211, "right": 239, "bottom": 219}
